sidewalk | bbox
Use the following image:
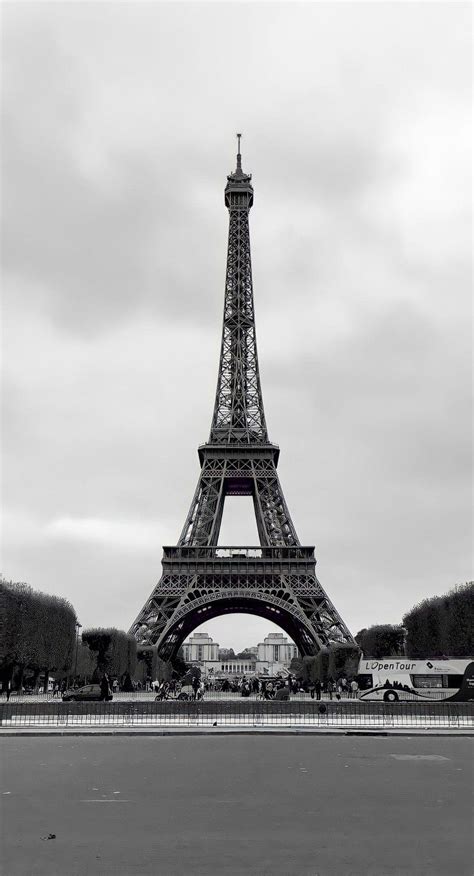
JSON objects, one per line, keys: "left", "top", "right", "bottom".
{"left": 1, "top": 725, "right": 473, "bottom": 737}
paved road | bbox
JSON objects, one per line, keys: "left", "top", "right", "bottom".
{"left": 1, "top": 736, "right": 472, "bottom": 875}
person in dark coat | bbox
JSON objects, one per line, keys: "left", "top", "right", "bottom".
{"left": 100, "top": 673, "right": 111, "bottom": 701}
{"left": 191, "top": 675, "right": 200, "bottom": 700}
{"left": 315, "top": 680, "right": 322, "bottom": 700}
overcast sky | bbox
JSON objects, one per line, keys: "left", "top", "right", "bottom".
{"left": 2, "top": 2, "right": 472, "bottom": 652}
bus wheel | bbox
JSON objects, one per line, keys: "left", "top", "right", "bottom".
{"left": 383, "top": 690, "right": 399, "bottom": 703}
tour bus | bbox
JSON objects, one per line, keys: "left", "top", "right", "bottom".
{"left": 357, "top": 657, "right": 474, "bottom": 702}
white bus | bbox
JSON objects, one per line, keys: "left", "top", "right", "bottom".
{"left": 357, "top": 657, "right": 474, "bottom": 702}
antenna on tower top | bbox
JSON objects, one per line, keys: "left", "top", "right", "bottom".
{"left": 236, "top": 132, "right": 242, "bottom": 171}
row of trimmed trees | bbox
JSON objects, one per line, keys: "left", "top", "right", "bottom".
{"left": 1, "top": 578, "right": 77, "bottom": 691}
{"left": 2, "top": 576, "right": 472, "bottom": 691}
{"left": 290, "top": 582, "right": 473, "bottom": 687}
{"left": 290, "top": 643, "right": 361, "bottom": 685}
{"left": 0, "top": 578, "right": 139, "bottom": 691}
{"left": 355, "top": 582, "right": 473, "bottom": 659}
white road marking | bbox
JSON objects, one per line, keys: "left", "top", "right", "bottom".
{"left": 390, "top": 755, "right": 449, "bottom": 761}
{"left": 80, "top": 800, "right": 130, "bottom": 803}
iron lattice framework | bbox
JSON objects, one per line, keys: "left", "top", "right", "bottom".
{"left": 131, "top": 140, "right": 354, "bottom": 660}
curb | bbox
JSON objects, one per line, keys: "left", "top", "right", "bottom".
{"left": 1, "top": 727, "right": 473, "bottom": 738}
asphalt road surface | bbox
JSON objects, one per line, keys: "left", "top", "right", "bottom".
{"left": 1, "top": 736, "right": 472, "bottom": 876}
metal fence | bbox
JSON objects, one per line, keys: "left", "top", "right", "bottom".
{"left": 1, "top": 700, "right": 472, "bottom": 729}
{"left": 3, "top": 688, "right": 461, "bottom": 703}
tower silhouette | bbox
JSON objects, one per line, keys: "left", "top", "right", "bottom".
{"left": 130, "top": 138, "right": 354, "bottom": 659}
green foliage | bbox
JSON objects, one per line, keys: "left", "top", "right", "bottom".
{"left": 307, "top": 650, "right": 329, "bottom": 684}
{"left": 182, "top": 665, "right": 201, "bottom": 684}
{"left": 218, "top": 648, "right": 235, "bottom": 660}
{"left": 328, "top": 644, "right": 360, "bottom": 681}
{"left": 289, "top": 657, "right": 304, "bottom": 679}
{"left": 73, "top": 642, "right": 96, "bottom": 681}
{"left": 403, "top": 582, "right": 474, "bottom": 657}
{"left": 355, "top": 624, "right": 405, "bottom": 658}
{"left": 171, "top": 647, "right": 188, "bottom": 679}
{"left": 82, "top": 628, "right": 137, "bottom": 679}
{"left": 0, "top": 577, "right": 77, "bottom": 686}
{"left": 236, "top": 648, "right": 257, "bottom": 660}
{"left": 301, "top": 644, "right": 361, "bottom": 685}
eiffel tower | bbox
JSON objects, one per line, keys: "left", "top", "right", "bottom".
{"left": 130, "top": 136, "right": 354, "bottom": 660}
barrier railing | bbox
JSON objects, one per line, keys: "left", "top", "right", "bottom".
{"left": 1, "top": 700, "right": 472, "bottom": 729}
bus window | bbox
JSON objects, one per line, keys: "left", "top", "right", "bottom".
{"left": 357, "top": 674, "right": 373, "bottom": 690}
{"left": 411, "top": 674, "right": 443, "bottom": 689}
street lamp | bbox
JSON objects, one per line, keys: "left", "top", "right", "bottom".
{"left": 73, "top": 622, "right": 82, "bottom": 683}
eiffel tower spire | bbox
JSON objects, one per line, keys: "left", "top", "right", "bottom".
{"left": 210, "top": 134, "right": 267, "bottom": 444}
{"left": 130, "top": 141, "right": 354, "bottom": 658}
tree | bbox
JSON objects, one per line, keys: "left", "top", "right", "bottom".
{"left": 82, "top": 628, "right": 137, "bottom": 680}
{"left": 443, "top": 583, "right": 473, "bottom": 656}
{"left": 218, "top": 648, "right": 235, "bottom": 660}
{"left": 171, "top": 647, "right": 188, "bottom": 679}
{"left": 236, "top": 648, "right": 257, "bottom": 660}
{"left": 355, "top": 625, "right": 405, "bottom": 658}
{"left": 289, "top": 657, "right": 304, "bottom": 679}
{"left": 328, "top": 644, "right": 360, "bottom": 682}
{"left": 0, "top": 578, "right": 77, "bottom": 690}
{"left": 72, "top": 642, "right": 96, "bottom": 683}
{"left": 404, "top": 582, "right": 474, "bottom": 657}
{"left": 182, "top": 665, "right": 201, "bottom": 684}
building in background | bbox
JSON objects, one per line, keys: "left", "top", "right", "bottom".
{"left": 257, "top": 632, "right": 298, "bottom": 677}
{"left": 182, "top": 631, "right": 298, "bottom": 678}
{"left": 182, "top": 632, "right": 219, "bottom": 664}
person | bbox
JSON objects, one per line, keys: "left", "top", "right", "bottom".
{"left": 264, "top": 681, "right": 274, "bottom": 700}
{"left": 100, "top": 673, "right": 111, "bottom": 702}
{"left": 327, "top": 679, "right": 335, "bottom": 700}
{"left": 315, "top": 680, "right": 322, "bottom": 701}
{"left": 6, "top": 680, "right": 12, "bottom": 702}
{"left": 308, "top": 681, "right": 315, "bottom": 700}
{"left": 191, "top": 675, "right": 200, "bottom": 700}
{"left": 350, "top": 679, "right": 359, "bottom": 699}
{"left": 52, "top": 681, "right": 60, "bottom": 698}
{"left": 241, "top": 679, "right": 251, "bottom": 697}
{"left": 112, "top": 679, "right": 119, "bottom": 693}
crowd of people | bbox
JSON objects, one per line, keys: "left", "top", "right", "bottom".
{"left": 306, "top": 677, "right": 360, "bottom": 700}
{"left": 153, "top": 674, "right": 360, "bottom": 701}
{"left": 2, "top": 671, "right": 360, "bottom": 701}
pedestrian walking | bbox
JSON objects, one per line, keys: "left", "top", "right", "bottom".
{"left": 191, "top": 675, "right": 200, "bottom": 700}
{"left": 315, "top": 680, "right": 322, "bottom": 700}
{"left": 100, "top": 673, "right": 111, "bottom": 702}
{"left": 308, "top": 681, "right": 315, "bottom": 700}
{"left": 350, "top": 679, "right": 359, "bottom": 699}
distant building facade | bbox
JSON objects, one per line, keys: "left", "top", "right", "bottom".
{"left": 182, "top": 631, "right": 298, "bottom": 678}
{"left": 182, "top": 632, "right": 219, "bottom": 663}
{"left": 257, "top": 632, "right": 298, "bottom": 677}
